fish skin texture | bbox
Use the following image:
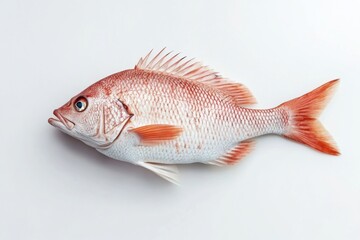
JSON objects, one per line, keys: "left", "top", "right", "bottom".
{"left": 49, "top": 49, "right": 340, "bottom": 183}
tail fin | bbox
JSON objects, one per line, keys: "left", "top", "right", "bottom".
{"left": 279, "top": 79, "right": 340, "bottom": 155}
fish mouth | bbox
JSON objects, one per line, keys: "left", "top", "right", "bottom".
{"left": 48, "top": 110, "right": 75, "bottom": 130}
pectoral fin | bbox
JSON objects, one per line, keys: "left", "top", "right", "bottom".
{"left": 138, "top": 162, "right": 179, "bottom": 185}
{"left": 130, "top": 124, "right": 182, "bottom": 145}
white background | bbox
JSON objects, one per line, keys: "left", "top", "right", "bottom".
{"left": 0, "top": 0, "right": 359, "bottom": 239}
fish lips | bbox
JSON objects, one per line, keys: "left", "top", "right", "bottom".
{"left": 48, "top": 110, "right": 75, "bottom": 130}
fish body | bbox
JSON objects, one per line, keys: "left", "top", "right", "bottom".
{"left": 49, "top": 49, "right": 339, "bottom": 183}
{"left": 94, "top": 69, "right": 286, "bottom": 165}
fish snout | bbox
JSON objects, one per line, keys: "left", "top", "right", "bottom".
{"left": 49, "top": 109, "right": 75, "bottom": 130}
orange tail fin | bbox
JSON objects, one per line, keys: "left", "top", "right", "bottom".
{"left": 279, "top": 79, "right": 340, "bottom": 155}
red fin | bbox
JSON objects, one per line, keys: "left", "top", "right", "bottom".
{"left": 208, "top": 140, "right": 255, "bottom": 166}
{"left": 130, "top": 124, "right": 182, "bottom": 145}
{"left": 279, "top": 79, "right": 340, "bottom": 155}
{"left": 201, "top": 78, "right": 256, "bottom": 106}
{"left": 135, "top": 48, "right": 256, "bottom": 106}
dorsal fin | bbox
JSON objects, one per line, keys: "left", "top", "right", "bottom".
{"left": 135, "top": 48, "right": 256, "bottom": 106}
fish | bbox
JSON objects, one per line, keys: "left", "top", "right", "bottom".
{"left": 48, "top": 48, "right": 340, "bottom": 184}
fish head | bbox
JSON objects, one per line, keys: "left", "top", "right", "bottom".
{"left": 48, "top": 84, "right": 132, "bottom": 149}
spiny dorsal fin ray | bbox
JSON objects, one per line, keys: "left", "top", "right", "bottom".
{"left": 135, "top": 48, "right": 256, "bottom": 106}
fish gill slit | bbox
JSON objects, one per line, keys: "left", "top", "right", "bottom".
{"left": 102, "top": 105, "right": 108, "bottom": 141}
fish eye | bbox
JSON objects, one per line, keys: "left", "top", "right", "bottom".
{"left": 74, "top": 96, "right": 88, "bottom": 112}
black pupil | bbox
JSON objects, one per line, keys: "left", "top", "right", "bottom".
{"left": 76, "top": 101, "right": 83, "bottom": 109}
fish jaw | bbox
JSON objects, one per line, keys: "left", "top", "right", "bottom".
{"left": 48, "top": 109, "right": 84, "bottom": 144}
{"left": 48, "top": 108, "right": 130, "bottom": 150}
{"left": 48, "top": 112, "right": 94, "bottom": 147}
{"left": 48, "top": 109, "right": 75, "bottom": 131}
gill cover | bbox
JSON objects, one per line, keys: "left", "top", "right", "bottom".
{"left": 94, "top": 99, "right": 132, "bottom": 149}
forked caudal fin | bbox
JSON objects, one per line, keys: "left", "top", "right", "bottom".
{"left": 279, "top": 79, "right": 340, "bottom": 155}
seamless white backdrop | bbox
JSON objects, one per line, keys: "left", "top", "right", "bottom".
{"left": 0, "top": 0, "right": 359, "bottom": 239}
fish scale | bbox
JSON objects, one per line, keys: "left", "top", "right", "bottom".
{"left": 49, "top": 49, "right": 340, "bottom": 184}
{"left": 97, "top": 70, "right": 288, "bottom": 164}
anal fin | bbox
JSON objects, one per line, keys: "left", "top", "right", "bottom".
{"left": 138, "top": 162, "right": 179, "bottom": 185}
{"left": 208, "top": 140, "right": 255, "bottom": 166}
